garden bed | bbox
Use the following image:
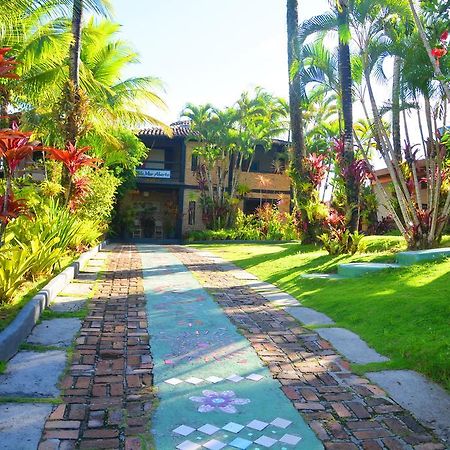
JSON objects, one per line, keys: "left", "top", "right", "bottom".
{"left": 0, "top": 241, "right": 106, "bottom": 361}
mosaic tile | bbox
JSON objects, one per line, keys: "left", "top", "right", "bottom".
{"left": 186, "top": 377, "right": 204, "bottom": 385}
{"left": 270, "top": 418, "right": 292, "bottom": 429}
{"left": 229, "top": 437, "right": 252, "bottom": 449}
{"left": 165, "top": 378, "right": 183, "bottom": 385}
{"left": 279, "top": 434, "right": 302, "bottom": 445}
{"left": 246, "top": 373, "right": 264, "bottom": 382}
{"left": 176, "top": 440, "right": 201, "bottom": 450}
{"left": 173, "top": 425, "right": 196, "bottom": 436}
{"left": 205, "top": 376, "right": 223, "bottom": 384}
{"left": 202, "top": 439, "right": 226, "bottom": 450}
{"left": 198, "top": 424, "right": 220, "bottom": 435}
{"left": 254, "top": 435, "right": 277, "bottom": 447}
{"left": 226, "top": 374, "right": 244, "bottom": 383}
{"left": 247, "top": 420, "right": 269, "bottom": 431}
{"left": 222, "top": 422, "right": 244, "bottom": 433}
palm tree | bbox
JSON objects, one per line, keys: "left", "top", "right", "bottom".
{"left": 286, "top": 0, "right": 306, "bottom": 171}
{"left": 15, "top": 19, "right": 167, "bottom": 151}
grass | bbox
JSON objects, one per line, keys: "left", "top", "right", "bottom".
{"left": 190, "top": 235, "right": 450, "bottom": 391}
{"left": 0, "top": 396, "right": 62, "bottom": 404}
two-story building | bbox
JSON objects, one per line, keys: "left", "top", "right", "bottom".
{"left": 117, "top": 120, "right": 291, "bottom": 241}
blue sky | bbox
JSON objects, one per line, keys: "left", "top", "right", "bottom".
{"left": 113, "top": 0, "right": 330, "bottom": 123}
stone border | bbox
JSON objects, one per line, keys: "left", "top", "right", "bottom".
{"left": 0, "top": 241, "right": 107, "bottom": 361}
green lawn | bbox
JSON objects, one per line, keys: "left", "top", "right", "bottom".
{"left": 189, "top": 236, "right": 450, "bottom": 391}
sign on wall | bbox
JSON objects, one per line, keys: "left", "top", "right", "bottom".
{"left": 137, "top": 169, "right": 171, "bottom": 179}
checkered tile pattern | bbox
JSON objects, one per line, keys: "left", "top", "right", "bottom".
{"left": 165, "top": 373, "right": 265, "bottom": 386}
{"left": 173, "top": 417, "right": 302, "bottom": 448}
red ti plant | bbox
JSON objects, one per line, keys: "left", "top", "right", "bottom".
{"left": 47, "top": 143, "right": 101, "bottom": 206}
{"left": 47, "top": 143, "right": 100, "bottom": 176}
{"left": 0, "top": 48, "right": 19, "bottom": 80}
{"left": 68, "top": 176, "right": 92, "bottom": 212}
{"left": 0, "top": 125, "right": 40, "bottom": 244}
{"left": 0, "top": 193, "right": 29, "bottom": 225}
{"left": 304, "top": 153, "right": 327, "bottom": 188}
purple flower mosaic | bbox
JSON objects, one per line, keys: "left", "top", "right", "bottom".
{"left": 189, "top": 390, "right": 250, "bottom": 414}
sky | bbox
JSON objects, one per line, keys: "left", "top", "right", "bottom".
{"left": 112, "top": 0, "right": 330, "bottom": 124}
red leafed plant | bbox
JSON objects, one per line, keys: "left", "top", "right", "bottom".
{"left": 0, "top": 126, "right": 39, "bottom": 173}
{"left": 0, "top": 193, "right": 29, "bottom": 224}
{"left": 304, "top": 153, "right": 327, "bottom": 188}
{"left": 47, "top": 143, "right": 101, "bottom": 176}
{"left": 68, "top": 176, "right": 92, "bottom": 211}
{"left": 0, "top": 48, "right": 19, "bottom": 80}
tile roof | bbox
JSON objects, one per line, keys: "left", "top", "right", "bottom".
{"left": 138, "top": 120, "right": 289, "bottom": 145}
{"left": 138, "top": 120, "right": 194, "bottom": 138}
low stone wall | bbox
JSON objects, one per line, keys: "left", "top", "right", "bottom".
{"left": 0, "top": 241, "right": 107, "bottom": 361}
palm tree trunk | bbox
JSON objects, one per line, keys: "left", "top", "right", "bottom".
{"left": 337, "top": 1, "right": 358, "bottom": 231}
{"left": 69, "top": 0, "right": 83, "bottom": 88}
{"left": 286, "top": 0, "right": 306, "bottom": 169}
{"left": 66, "top": 0, "right": 83, "bottom": 146}
{"left": 392, "top": 55, "right": 402, "bottom": 161}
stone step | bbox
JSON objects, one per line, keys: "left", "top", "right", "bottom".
{"left": 285, "top": 306, "right": 335, "bottom": 326}
{"left": 0, "top": 351, "right": 66, "bottom": 397}
{"left": 49, "top": 295, "right": 87, "bottom": 312}
{"left": 27, "top": 318, "right": 81, "bottom": 347}
{"left": 0, "top": 403, "right": 53, "bottom": 450}
{"left": 367, "top": 370, "right": 450, "bottom": 442}
{"left": 396, "top": 247, "right": 450, "bottom": 266}
{"left": 337, "top": 262, "right": 401, "bottom": 278}
{"left": 316, "top": 328, "right": 389, "bottom": 364}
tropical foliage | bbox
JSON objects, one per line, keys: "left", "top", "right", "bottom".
{"left": 0, "top": 2, "right": 167, "bottom": 306}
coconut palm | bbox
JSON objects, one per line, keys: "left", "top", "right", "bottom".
{"left": 12, "top": 19, "right": 167, "bottom": 162}
{"left": 286, "top": 0, "right": 306, "bottom": 170}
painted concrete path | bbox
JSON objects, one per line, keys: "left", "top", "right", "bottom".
{"left": 140, "top": 245, "right": 322, "bottom": 450}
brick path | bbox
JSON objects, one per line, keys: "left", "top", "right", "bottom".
{"left": 39, "top": 244, "right": 446, "bottom": 450}
{"left": 40, "top": 245, "right": 153, "bottom": 450}
{"left": 173, "top": 246, "right": 446, "bottom": 450}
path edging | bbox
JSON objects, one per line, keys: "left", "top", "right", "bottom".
{"left": 0, "top": 240, "right": 107, "bottom": 361}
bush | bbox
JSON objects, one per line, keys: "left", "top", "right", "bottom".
{"left": 186, "top": 204, "right": 302, "bottom": 242}
{"left": 76, "top": 167, "right": 121, "bottom": 226}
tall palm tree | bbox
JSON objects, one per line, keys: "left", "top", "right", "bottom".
{"left": 286, "top": 0, "right": 306, "bottom": 172}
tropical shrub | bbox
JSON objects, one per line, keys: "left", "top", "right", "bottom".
{"left": 76, "top": 167, "right": 121, "bottom": 226}
{"left": 0, "top": 247, "right": 34, "bottom": 304}
{"left": 318, "top": 210, "right": 365, "bottom": 255}
{"left": 186, "top": 204, "right": 301, "bottom": 242}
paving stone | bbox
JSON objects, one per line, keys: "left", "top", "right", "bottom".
{"left": 80, "top": 265, "right": 103, "bottom": 273}
{"left": 60, "top": 282, "right": 93, "bottom": 296}
{"left": 49, "top": 296, "right": 87, "bottom": 312}
{"left": 315, "top": 328, "right": 389, "bottom": 364}
{"left": 0, "top": 351, "right": 66, "bottom": 397}
{"left": 0, "top": 403, "right": 53, "bottom": 450}
{"left": 75, "top": 272, "right": 98, "bottom": 282}
{"left": 261, "top": 291, "right": 299, "bottom": 307}
{"left": 367, "top": 370, "right": 450, "bottom": 442}
{"left": 285, "top": 307, "right": 335, "bottom": 326}
{"left": 27, "top": 319, "right": 81, "bottom": 347}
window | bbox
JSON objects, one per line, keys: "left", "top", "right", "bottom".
{"left": 188, "top": 201, "right": 196, "bottom": 225}
{"left": 191, "top": 154, "right": 198, "bottom": 171}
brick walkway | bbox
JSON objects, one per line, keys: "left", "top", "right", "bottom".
{"left": 40, "top": 245, "right": 153, "bottom": 450}
{"left": 173, "top": 246, "right": 446, "bottom": 450}
{"left": 39, "top": 244, "right": 446, "bottom": 450}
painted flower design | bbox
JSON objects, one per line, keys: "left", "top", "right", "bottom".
{"left": 189, "top": 390, "right": 250, "bottom": 414}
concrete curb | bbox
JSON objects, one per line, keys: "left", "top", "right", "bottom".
{"left": 0, "top": 240, "right": 107, "bottom": 361}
